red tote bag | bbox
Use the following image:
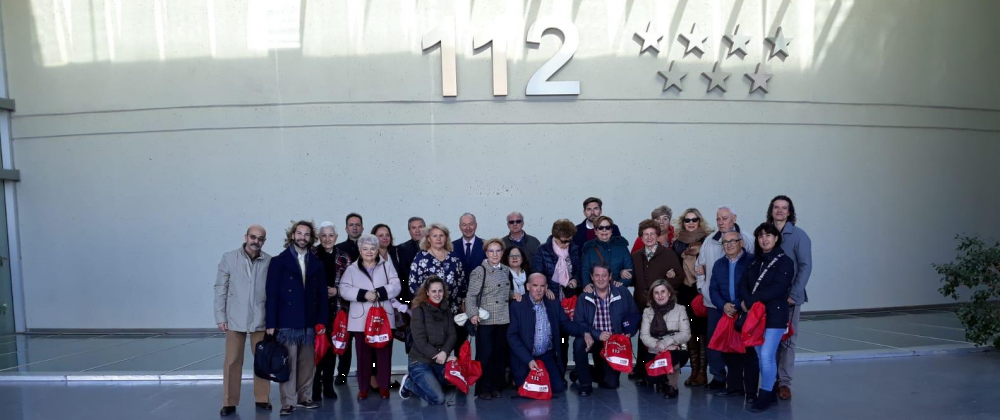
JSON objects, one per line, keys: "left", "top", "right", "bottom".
{"left": 645, "top": 351, "right": 674, "bottom": 376}
{"left": 444, "top": 359, "right": 470, "bottom": 393}
{"left": 331, "top": 310, "right": 350, "bottom": 355}
{"left": 444, "top": 341, "right": 482, "bottom": 394}
{"left": 601, "top": 334, "right": 635, "bottom": 373}
{"left": 782, "top": 320, "right": 795, "bottom": 341}
{"left": 364, "top": 306, "right": 392, "bottom": 349}
{"left": 314, "top": 324, "right": 330, "bottom": 365}
{"left": 561, "top": 296, "right": 578, "bottom": 320}
{"left": 690, "top": 294, "right": 708, "bottom": 318}
{"left": 708, "top": 313, "right": 745, "bottom": 354}
{"left": 741, "top": 302, "right": 767, "bottom": 348}
{"left": 517, "top": 360, "right": 553, "bottom": 400}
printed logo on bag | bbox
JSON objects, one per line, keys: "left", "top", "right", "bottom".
{"left": 649, "top": 359, "right": 669, "bottom": 369}
{"left": 522, "top": 383, "right": 549, "bottom": 392}
{"left": 448, "top": 369, "right": 466, "bottom": 384}
{"left": 367, "top": 334, "right": 390, "bottom": 343}
{"left": 607, "top": 356, "right": 630, "bottom": 366}
{"left": 333, "top": 340, "right": 347, "bottom": 349}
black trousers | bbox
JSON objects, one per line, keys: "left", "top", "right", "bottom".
{"left": 573, "top": 340, "right": 620, "bottom": 390}
{"left": 337, "top": 334, "right": 353, "bottom": 377}
{"left": 314, "top": 346, "right": 338, "bottom": 392}
{"left": 723, "top": 347, "right": 759, "bottom": 393}
{"left": 474, "top": 324, "right": 510, "bottom": 395}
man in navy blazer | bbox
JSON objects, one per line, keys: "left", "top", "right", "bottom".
{"left": 450, "top": 213, "right": 485, "bottom": 279}
{"left": 508, "top": 273, "right": 586, "bottom": 395}
{"left": 265, "top": 221, "right": 328, "bottom": 415}
{"left": 571, "top": 264, "right": 639, "bottom": 397}
{"left": 709, "top": 230, "right": 757, "bottom": 398}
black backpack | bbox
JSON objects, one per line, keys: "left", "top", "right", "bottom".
{"left": 254, "top": 334, "right": 290, "bottom": 383}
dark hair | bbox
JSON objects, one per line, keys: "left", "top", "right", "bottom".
{"left": 752, "top": 222, "right": 783, "bottom": 260}
{"left": 591, "top": 262, "right": 611, "bottom": 276}
{"left": 646, "top": 279, "right": 677, "bottom": 308}
{"left": 767, "top": 195, "right": 797, "bottom": 225}
{"left": 284, "top": 220, "right": 316, "bottom": 249}
{"left": 551, "top": 219, "right": 577, "bottom": 239}
{"left": 411, "top": 276, "right": 449, "bottom": 309}
{"left": 370, "top": 224, "right": 393, "bottom": 246}
{"left": 502, "top": 245, "right": 532, "bottom": 273}
{"left": 407, "top": 216, "right": 425, "bottom": 226}
{"left": 583, "top": 197, "right": 603, "bottom": 209}
{"left": 637, "top": 219, "right": 660, "bottom": 236}
{"left": 345, "top": 212, "right": 363, "bottom": 225}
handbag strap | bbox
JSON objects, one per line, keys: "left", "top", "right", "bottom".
{"left": 750, "top": 253, "right": 785, "bottom": 295}
{"left": 475, "top": 265, "right": 487, "bottom": 306}
{"left": 594, "top": 246, "right": 606, "bottom": 265}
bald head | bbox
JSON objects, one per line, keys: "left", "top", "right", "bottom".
{"left": 528, "top": 273, "right": 549, "bottom": 303}
{"left": 244, "top": 225, "right": 267, "bottom": 257}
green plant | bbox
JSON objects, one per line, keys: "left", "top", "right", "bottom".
{"left": 934, "top": 235, "right": 1000, "bottom": 349}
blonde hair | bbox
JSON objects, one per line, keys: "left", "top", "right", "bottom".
{"left": 419, "top": 223, "right": 454, "bottom": 252}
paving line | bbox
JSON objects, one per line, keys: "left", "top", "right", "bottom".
{"left": 0, "top": 334, "right": 113, "bottom": 357}
{"left": 834, "top": 325, "right": 971, "bottom": 344}
{"left": 797, "top": 330, "right": 900, "bottom": 349}
{"left": 169, "top": 352, "right": 225, "bottom": 372}
{"left": 81, "top": 335, "right": 210, "bottom": 372}
{"left": 0, "top": 335, "right": 159, "bottom": 372}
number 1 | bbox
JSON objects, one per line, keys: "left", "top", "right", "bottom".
{"left": 473, "top": 30, "right": 508, "bottom": 96}
{"left": 422, "top": 17, "right": 457, "bottom": 97}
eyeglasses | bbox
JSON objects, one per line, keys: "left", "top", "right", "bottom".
{"left": 509, "top": 254, "right": 522, "bottom": 259}
{"left": 508, "top": 219, "right": 523, "bottom": 225}
{"left": 683, "top": 217, "right": 700, "bottom": 223}
{"left": 721, "top": 239, "right": 742, "bottom": 246}
{"left": 248, "top": 235, "right": 266, "bottom": 241}
{"left": 596, "top": 225, "right": 613, "bottom": 231}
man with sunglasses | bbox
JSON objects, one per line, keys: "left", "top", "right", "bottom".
{"left": 573, "top": 197, "right": 622, "bottom": 249}
{"left": 214, "top": 225, "right": 273, "bottom": 416}
{"left": 502, "top": 211, "right": 541, "bottom": 263}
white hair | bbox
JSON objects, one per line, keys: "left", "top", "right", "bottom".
{"left": 460, "top": 213, "right": 477, "bottom": 223}
{"left": 717, "top": 205, "right": 737, "bottom": 216}
{"left": 357, "top": 234, "right": 380, "bottom": 250}
{"left": 319, "top": 221, "right": 338, "bottom": 235}
{"left": 507, "top": 211, "right": 523, "bottom": 220}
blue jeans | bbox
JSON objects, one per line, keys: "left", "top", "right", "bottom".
{"left": 754, "top": 328, "right": 785, "bottom": 392}
{"left": 404, "top": 361, "right": 447, "bottom": 405}
{"left": 706, "top": 309, "right": 727, "bottom": 382}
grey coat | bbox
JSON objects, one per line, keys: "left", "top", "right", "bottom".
{"left": 409, "top": 303, "right": 457, "bottom": 365}
{"left": 214, "top": 246, "right": 271, "bottom": 332}
{"left": 780, "top": 223, "right": 813, "bottom": 305}
{"left": 465, "top": 261, "right": 511, "bottom": 325}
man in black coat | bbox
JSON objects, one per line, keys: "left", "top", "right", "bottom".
{"left": 508, "top": 273, "right": 585, "bottom": 395}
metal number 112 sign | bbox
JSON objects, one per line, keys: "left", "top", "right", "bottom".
{"left": 422, "top": 17, "right": 581, "bottom": 97}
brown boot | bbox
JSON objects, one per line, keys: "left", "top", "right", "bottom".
{"left": 692, "top": 338, "right": 709, "bottom": 386}
{"left": 684, "top": 335, "right": 701, "bottom": 386}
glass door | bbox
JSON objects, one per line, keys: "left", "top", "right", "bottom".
{"left": 0, "top": 187, "right": 13, "bottom": 334}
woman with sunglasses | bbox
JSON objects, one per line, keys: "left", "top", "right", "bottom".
{"left": 672, "top": 208, "right": 714, "bottom": 387}
{"left": 581, "top": 215, "right": 634, "bottom": 293}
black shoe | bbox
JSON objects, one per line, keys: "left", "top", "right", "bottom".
{"left": 389, "top": 380, "right": 401, "bottom": 389}
{"left": 491, "top": 390, "right": 502, "bottom": 398}
{"left": 478, "top": 392, "right": 493, "bottom": 400}
{"left": 279, "top": 406, "right": 295, "bottom": 416}
{"left": 578, "top": 388, "right": 593, "bottom": 397}
{"left": 569, "top": 370, "right": 579, "bottom": 383}
{"left": 255, "top": 402, "right": 272, "bottom": 411}
{"left": 335, "top": 374, "right": 348, "bottom": 385}
{"left": 664, "top": 386, "right": 679, "bottom": 399}
{"left": 749, "top": 389, "right": 774, "bottom": 413}
{"left": 628, "top": 373, "right": 638, "bottom": 380}
{"left": 324, "top": 389, "right": 338, "bottom": 399}
{"left": 219, "top": 406, "right": 236, "bottom": 416}
{"left": 706, "top": 380, "right": 726, "bottom": 391}
{"left": 597, "top": 382, "right": 617, "bottom": 390}
{"left": 635, "top": 378, "right": 648, "bottom": 387}
{"left": 715, "top": 389, "right": 745, "bottom": 397}
{"left": 296, "top": 400, "right": 320, "bottom": 409}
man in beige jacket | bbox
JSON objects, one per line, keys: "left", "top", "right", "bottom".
{"left": 214, "top": 225, "right": 272, "bottom": 416}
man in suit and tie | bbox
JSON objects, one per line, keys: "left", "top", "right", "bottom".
{"left": 451, "top": 213, "right": 485, "bottom": 280}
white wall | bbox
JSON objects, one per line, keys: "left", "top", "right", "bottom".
{"left": 3, "top": 0, "right": 999, "bottom": 329}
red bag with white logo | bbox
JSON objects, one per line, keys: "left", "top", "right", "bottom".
{"left": 364, "top": 306, "right": 392, "bottom": 349}
{"left": 561, "top": 296, "right": 577, "bottom": 320}
{"left": 444, "top": 341, "right": 481, "bottom": 394}
{"left": 690, "top": 294, "right": 708, "bottom": 317}
{"left": 331, "top": 310, "right": 349, "bottom": 355}
{"left": 708, "top": 313, "right": 745, "bottom": 353}
{"left": 314, "top": 324, "right": 330, "bottom": 365}
{"left": 517, "top": 360, "right": 553, "bottom": 400}
{"left": 782, "top": 319, "right": 795, "bottom": 341}
{"left": 601, "top": 334, "right": 635, "bottom": 373}
{"left": 741, "top": 302, "right": 767, "bottom": 348}
{"left": 444, "top": 359, "right": 469, "bottom": 393}
{"left": 645, "top": 351, "right": 674, "bottom": 376}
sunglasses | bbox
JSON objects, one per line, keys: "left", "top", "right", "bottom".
{"left": 508, "top": 219, "right": 523, "bottom": 225}
{"left": 683, "top": 217, "right": 700, "bottom": 223}
{"left": 596, "top": 225, "right": 613, "bottom": 231}
{"left": 557, "top": 237, "right": 572, "bottom": 244}
{"left": 248, "top": 234, "right": 266, "bottom": 241}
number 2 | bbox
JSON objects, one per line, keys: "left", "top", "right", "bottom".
{"left": 525, "top": 18, "right": 580, "bottom": 96}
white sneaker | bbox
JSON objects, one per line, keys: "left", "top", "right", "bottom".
{"left": 398, "top": 374, "right": 411, "bottom": 399}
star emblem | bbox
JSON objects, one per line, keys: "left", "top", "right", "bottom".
{"left": 701, "top": 62, "right": 731, "bottom": 93}
{"left": 678, "top": 23, "right": 707, "bottom": 57}
{"left": 634, "top": 21, "right": 663, "bottom": 55}
{"left": 723, "top": 25, "right": 751, "bottom": 58}
{"left": 765, "top": 27, "right": 793, "bottom": 59}
{"left": 744, "top": 63, "right": 773, "bottom": 93}
{"left": 657, "top": 61, "right": 687, "bottom": 92}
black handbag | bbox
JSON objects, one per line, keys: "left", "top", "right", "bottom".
{"left": 254, "top": 333, "right": 290, "bottom": 383}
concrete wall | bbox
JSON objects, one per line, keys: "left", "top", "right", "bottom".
{"left": 2, "top": 0, "right": 999, "bottom": 329}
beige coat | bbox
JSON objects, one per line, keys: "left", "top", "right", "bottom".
{"left": 639, "top": 305, "right": 691, "bottom": 353}
{"left": 214, "top": 247, "right": 271, "bottom": 332}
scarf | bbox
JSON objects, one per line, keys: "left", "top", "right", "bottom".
{"left": 649, "top": 299, "right": 677, "bottom": 339}
{"left": 676, "top": 228, "right": 709, "bottom": 246}
{"left": 553, "top": 241, "right": 571, "bottom": 287}
{"left": 510, "top": 269, "right": 527, "bottom": 295}
{"left": 428, "top": 300, "right": 441, "bottom": 308}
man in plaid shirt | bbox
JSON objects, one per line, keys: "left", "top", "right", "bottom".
{"left": 571, "top": 263, "right": 640, "bottom": 397}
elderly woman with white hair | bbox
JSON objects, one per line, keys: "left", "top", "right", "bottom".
{"left": 339, "top": 234, "right": 402, "bottom": 400}
{"left": 312, "top": 221, "right": 352, "bottom": 399}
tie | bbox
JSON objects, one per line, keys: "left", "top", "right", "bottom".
{"left": 465, "top": 243, "right": 472, "bottom": 264}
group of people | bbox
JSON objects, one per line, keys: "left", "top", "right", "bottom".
{"left": 213, "top": 195, "right": 812, "bottom": 416}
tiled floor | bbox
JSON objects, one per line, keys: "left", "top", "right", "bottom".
{"left": 0, "top": 308, "right": 984, "bottom": 379}
{"left": 2, "top": 351, "right": 999, "bottom": 420}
